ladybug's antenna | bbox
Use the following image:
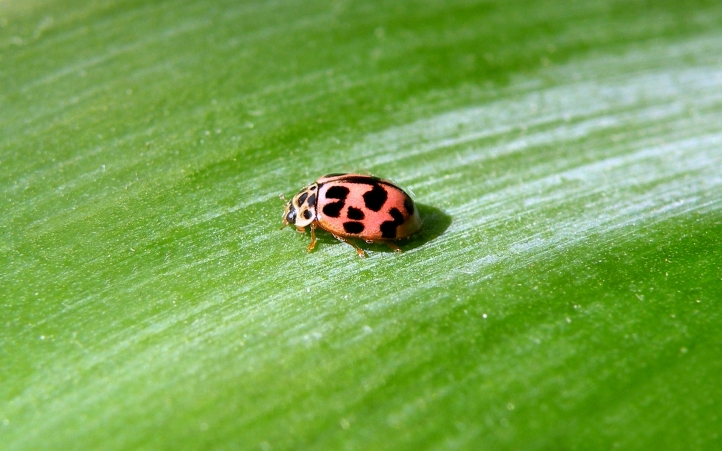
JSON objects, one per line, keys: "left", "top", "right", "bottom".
{"left": 280, "top": 194, "right": 289, "bottom": 229}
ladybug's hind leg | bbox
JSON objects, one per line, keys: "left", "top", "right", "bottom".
{"left": 384, "top": 241, "right": 403, "bottom": 253}
{"left": 365, "top": 239, "right": 403, "bottom": 253}
{"left": 333, "top": 234, "right": 367, "bottom": 258}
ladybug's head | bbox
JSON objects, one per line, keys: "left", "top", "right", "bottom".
{"left": 282, "top": 183, "right": 317, "bottom": 228}
{"left": 282, "top": 200, "right": 298, "bottom": 226}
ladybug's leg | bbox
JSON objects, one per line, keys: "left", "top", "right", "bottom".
{"left": 384, "top": 241, "right": 403, "bottom": 253}
{"left": 366, "top": 239, "right": 403, "bottom": 253}
{"left": 333, "top": 234, "right": 367, "bottom": 258}
{"left": 306, "top": 223, "right": 317, "bottom": 252}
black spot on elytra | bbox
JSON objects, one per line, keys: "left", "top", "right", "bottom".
{"left": 298, "top": 192, "right": 308, "bottom": 205}
{"left": 380, "top": 223, "right": 397, "bottom": 239}
{"left": 321, "top": 185, "right": 349, "bottom": 218}
{"left": 380, "top": 207, "right": 405, "bottom": 239}
{"left": 347, "top": 206, "right": 365, "bottom": 220}
{"left": 307, "top": 193, "right": 316, "bottom": 207}
{"left": 343, "top": 222, "right": 365, "bottom": 234}
{"left": 363, "top": 184, "right": 388, "bottom": 212}
{"left": 404, "top": 197, "right": 414, "bottom": 216}
{"left": 310, "top": 185, "right": 316, "bottom": 190}
{"left": 323, "top": 203, "right": 344, "bottom": 218}
{"left": 324, "top": 173, "right": 348, "bottom": 178}
{"left": 332, "top": 175, "right": 381, "bottom": 185}
{"left": 326, "top": 186, "right": 350, "bottom": 199}
{"left": 389, "top": 207, "right": 404, "bottom": 223}
{"left": 302, "top": 209, "right": 312, "bottom": 220}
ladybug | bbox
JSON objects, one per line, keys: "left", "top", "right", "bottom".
{"left": 281, "top": 173, "right": 422, "bottom": 257}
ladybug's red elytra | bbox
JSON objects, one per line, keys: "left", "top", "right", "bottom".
{"left": 282, "top": 173, "right": 422, "bottom": 257}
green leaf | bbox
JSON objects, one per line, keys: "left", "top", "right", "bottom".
{"left": 2, "top": 1, "right": 721, "bottom": 450}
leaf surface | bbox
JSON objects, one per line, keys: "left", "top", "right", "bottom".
{"left": 2, "top": 1, "right": 722, "bottom": 450}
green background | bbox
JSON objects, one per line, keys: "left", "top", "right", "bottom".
{"left": 2, "top": 0, "right": 721, "bottom": 449}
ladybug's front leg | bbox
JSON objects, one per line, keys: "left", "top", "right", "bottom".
{"left": 306, "top": 222, "right": 317, "bottom": 253}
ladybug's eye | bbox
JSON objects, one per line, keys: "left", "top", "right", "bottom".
{"left": 286, "top": 208, "right": 297, "bottom": 224}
